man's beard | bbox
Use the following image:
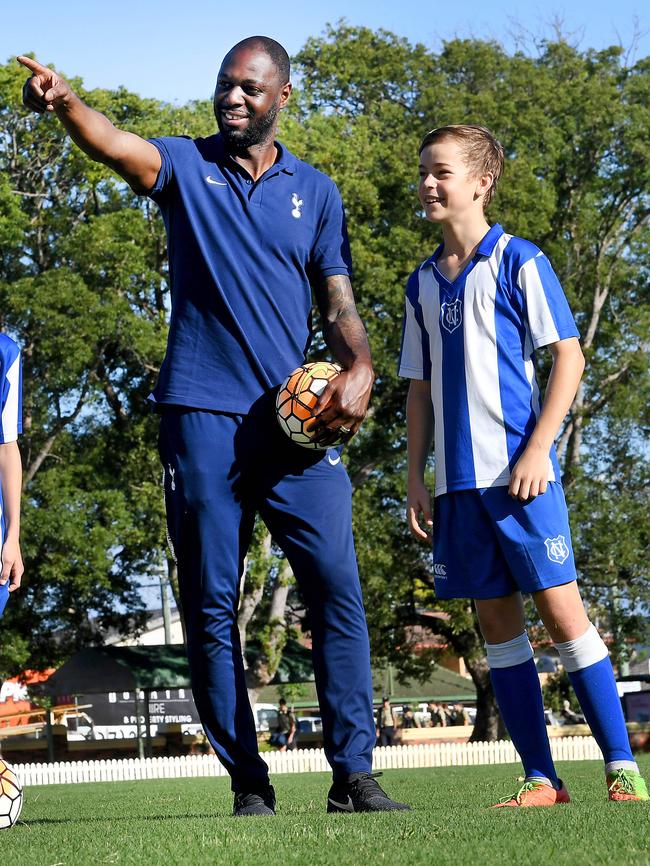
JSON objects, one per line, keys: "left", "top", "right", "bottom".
{"left": 217, "top": 102, "right": 279, "bottom": 149}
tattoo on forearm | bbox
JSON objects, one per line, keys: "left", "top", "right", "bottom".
{"left": 315, "top": 274, "right": 372, "bottom": 365}
{"left": 321, "top": 274, "right": 352, "bottom": 316}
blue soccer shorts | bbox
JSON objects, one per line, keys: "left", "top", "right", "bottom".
{"left": 432, "top": 481, "right": 578, "bottom": 599}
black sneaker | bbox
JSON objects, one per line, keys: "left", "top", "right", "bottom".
{"left": 327, "top": 772, "right": 411, "bottom": 813}
{"left": 233, "top": 784, "right": 276, "bottom": 817}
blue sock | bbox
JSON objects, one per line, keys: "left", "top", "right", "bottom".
{"left": 556, "top": 625, "right": 634, "bottom": 765}
{"left": 486, "top": 633, "right": 558, "bottom": 785}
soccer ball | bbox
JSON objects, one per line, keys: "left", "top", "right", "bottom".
{"left": 0, "top": 759, "right": 23, "bottom": 829}
{"left": 276, "top": 362, "right": 342, "bottom": 449}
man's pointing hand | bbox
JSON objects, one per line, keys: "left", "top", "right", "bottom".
{"left": 18, "top": 55, "right": 72, "bottom": 114}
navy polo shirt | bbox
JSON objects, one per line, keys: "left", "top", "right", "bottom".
{"left": 147, "top": 133, "right": 352, "bottom": 413}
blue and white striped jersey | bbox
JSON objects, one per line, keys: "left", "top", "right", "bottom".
{"left": 0, "top": 334, "right": 21, "bottom": 445}
{"left": 398, "top": 224, "right": 579, "bottom": 497}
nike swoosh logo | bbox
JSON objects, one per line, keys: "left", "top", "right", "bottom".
{"left": 327, "top": 454, "right": 341, "bottom": 466}
{"left": 205, "top": 175, "right": 227, "bottom": 186}
{"left": 328, "top": 796, "right": 354, "bottom": 812}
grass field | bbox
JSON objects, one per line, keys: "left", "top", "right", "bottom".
{"left": 3, "top": 758, "right": 649, "bottom": 866}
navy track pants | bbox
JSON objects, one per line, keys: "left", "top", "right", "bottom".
{"left": 158, "top": 397, "right": 375, "bottom": 790}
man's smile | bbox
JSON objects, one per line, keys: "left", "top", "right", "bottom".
{"left": 220, "top": 110, "right": 250, "bottom": 125}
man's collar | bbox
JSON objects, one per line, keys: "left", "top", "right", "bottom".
{"left": 273, "top": 141, "right": 297, "bottom": 175}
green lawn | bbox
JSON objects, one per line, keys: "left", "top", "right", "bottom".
{"left": 4, "top": 759, "right": 649, "bottom": 866}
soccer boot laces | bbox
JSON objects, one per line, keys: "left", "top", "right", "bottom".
{"left": 327, "top": 771, "right": 411, "bottom": 813}
{"left": 492, "top": 778, "right": 571, "bottom": 808}
{"left": 607, "top": 769, "right": 649, "bottom": 802}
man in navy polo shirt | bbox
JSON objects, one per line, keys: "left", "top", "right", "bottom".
{"left": 20, "top": 37, "right": 409, "bottom": 816}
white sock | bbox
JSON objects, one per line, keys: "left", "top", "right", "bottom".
{"left": 525, "top": 775, "right": 555, "bottom": 788}
{"left": 605, "top": 760, "right": 639, "bottom": 774}
{"left": 554, "top": 623, "right": 608, "bottom": 672}
{"left": 485, "top": 631, "right": 533, "bottom": 668}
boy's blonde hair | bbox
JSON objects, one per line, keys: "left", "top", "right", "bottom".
{"left": 419, "top": 124, "right": 504, "bottom": 207}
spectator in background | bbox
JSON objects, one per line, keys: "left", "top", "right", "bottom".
{"left": 270, "top": 699, "right": 296, "bottom": 752}
{"left": 376, "top": 697, "right": 398, "bottom": 747}
{"left": 401, "top": 706, "right": 419, "bottom": 729}
{"left": 452, "top": 703, "right": 469, "bottom": 726}
{"left": 426, "top": 701, "right": 446, "bottom": 727}
{"left": 561, "top": 700, "right": 585, "bottom": 725}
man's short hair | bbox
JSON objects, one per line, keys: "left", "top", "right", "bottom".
{"left": 230, "top": 36, "right": 291, "bottom": 84}
{"left": 419, "top": 124, "right": 505, "bottom": 206}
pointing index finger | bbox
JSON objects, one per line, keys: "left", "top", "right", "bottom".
{"left": 17, "top": 55, "right": 51, "bottom": 75}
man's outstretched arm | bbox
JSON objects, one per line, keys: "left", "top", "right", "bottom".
{"left": 18, "top": 55, "right": 161, "bottom": 193}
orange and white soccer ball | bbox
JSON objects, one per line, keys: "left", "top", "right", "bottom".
{"left": 276, "top": 362, "right": 342, "bottom": 449}
{"left": 0, "top": 759, "right": 23, "bottom": 829}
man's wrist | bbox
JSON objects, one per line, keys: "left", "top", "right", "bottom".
{"left": 54, "top": 89, "right": 79, "bottom": 116}
{"left": 347, "top": 359, "right": 374, "bottom": 383}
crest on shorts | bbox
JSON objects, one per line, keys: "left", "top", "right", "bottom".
{"left": 544, "top": 535, "right": 570, "bottom": 564}
{"left": 440, "top": 299, "right": 462, "bottom": 334}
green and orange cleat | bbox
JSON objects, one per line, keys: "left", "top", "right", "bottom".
{"left": 492, "top": 778, "right": 571, "bottom": 808}
{"left": 607, "top": 769, "right": 649, "bottom": 802}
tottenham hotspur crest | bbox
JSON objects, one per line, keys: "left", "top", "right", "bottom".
{"left": 440, "top": 298, "right": 462, "bottom": 334}
{"left": 545, "top": 535, "right": 570, "bottom": 565}
{"left": 291, "top": 192, "right": 303, "bottom": 219}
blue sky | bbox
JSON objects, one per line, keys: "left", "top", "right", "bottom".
{"left": 3, "top": 0, "right": 648, "bottom": 104}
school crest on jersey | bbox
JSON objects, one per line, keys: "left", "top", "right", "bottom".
{"left": 544, "top": 535, "right": 570, "bottom": 564}
{"left": 440, "top": 299, "right": 463, "bottom": 334}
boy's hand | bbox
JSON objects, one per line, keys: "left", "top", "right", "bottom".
{"left": 509, "top": 442, "right": 549, "bottom": 501}
{"left": 407, "top": 478, "right": 433, "bottom": 542}
{"left": 1, "top": 537, "right": 24, "bottom": 592}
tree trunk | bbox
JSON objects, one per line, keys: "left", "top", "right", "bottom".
{"left": 465, "top": 654, "right": 506, "bottom": 742}
{"left": 245, "top": 560, "right": 293, "bottom": 708}
{"left": 425, "top": 611, "right": 505, "bottom": 742}
{"left": 236, "top": 532, "right": 273, "bottom": 652}
{"left": 237, "top": 580, "right": 264, "bottom": 652}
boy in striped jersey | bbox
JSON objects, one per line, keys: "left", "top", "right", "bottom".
{"left": 0, "top": 334, "right": 23, "bottom": 618}
{"left": 400, "top": 124, "right": 647, "bottom": 806}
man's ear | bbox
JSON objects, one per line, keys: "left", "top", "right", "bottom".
{"left": 279, "top": 82, "right": 293, "bottom": 110}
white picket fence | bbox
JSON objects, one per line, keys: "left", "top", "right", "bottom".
{"left": 11, "top": 736, "right": 602, "bottom": 787}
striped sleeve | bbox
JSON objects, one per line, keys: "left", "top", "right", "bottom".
{"left": 518, "top": 252, "right": 580, "bottom": 349}
{"left": 398, "top": 270, "right": 432, "bottom": 380}
{"left": 0, "top": 340, "right": 22, "bottom": 444}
